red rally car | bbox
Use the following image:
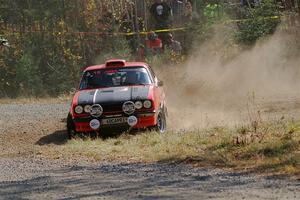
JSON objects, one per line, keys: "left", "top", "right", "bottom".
{"left": 67, "top": 59, "right": 167, "bottom": 138}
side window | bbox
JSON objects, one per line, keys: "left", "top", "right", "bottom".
{"left": 79, "top": 72, "right": 88, "bottom": 89}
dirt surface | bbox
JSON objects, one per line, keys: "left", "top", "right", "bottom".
{"left": 0, "top": 102, "right": 300, "bottom": 199}
{"left": 1, "top": 158, "right": 299, "bottom": 200}
{"left": 0, "top": 103, "right": 68, "bottom": 158}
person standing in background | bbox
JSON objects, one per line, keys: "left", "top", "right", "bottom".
{"left": 170, "top": 0, "right": 193, "bottom": 26}
{"left": 165, "top": 33, "right": 182, "bottom": 55}
{"left": 150, "top": 0, "right": 172, "bottom": 29}
{"left": 145, "top": 31, "right": 163, "bottom": 55}
{"left": 183, "top": 0, "right": 193, "bottom": 21}
{"left": 150, "top": 0, "right": 172, "bottom": 48}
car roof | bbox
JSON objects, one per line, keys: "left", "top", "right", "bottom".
{"left": 83, "top": 59, "right": 150, "bottom": 72}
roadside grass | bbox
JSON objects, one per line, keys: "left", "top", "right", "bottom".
{"left": 40, "top": 119, "right": 300, "bottom": 175}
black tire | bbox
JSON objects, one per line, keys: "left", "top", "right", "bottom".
{"left": 67, "top": 113, "right": 77, "bottom": 139}
{"left": 154, "top": 109, "right": 167, "bottom": 133}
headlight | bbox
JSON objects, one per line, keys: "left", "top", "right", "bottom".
{"left": 143, "top": 100, "right": 152, "bottom": 109}
{"left": 122, "top": 101, "right": 135, "bottom": 114}
{"left": 134, "top": 101, "right": 143, "bottom": 109}
{"left": 84, "top": 105, "right": 92, "bottom": 113}
{"left": 74, "top": 105, "right": 83, "bottom": 114}
{"left": 90, "top": 104, "right": 103, "bottom": 117}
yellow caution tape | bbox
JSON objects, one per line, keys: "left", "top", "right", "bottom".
{"left": 122, "top": 15, "right": 282, "bottom": 36}
{"left": 222, "top": 15, "right": 281, "bottom": 24}
{"left": 122, "top": 27, "right": 186, "bottom": 36}
{"left": 4, "top": 15, "right": 283, "bottom": 36}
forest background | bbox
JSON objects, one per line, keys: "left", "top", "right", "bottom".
{"left": 0, "top": 0, "right": 299, "bottom": 97}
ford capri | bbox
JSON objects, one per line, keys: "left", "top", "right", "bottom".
{"left": 67, "top": 59, "right": 167, "bottom": 138}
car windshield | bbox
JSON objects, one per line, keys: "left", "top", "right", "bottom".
{"left": 79, "top": 67, "right": 152, "bottom": 89}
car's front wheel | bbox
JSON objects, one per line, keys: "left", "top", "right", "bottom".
{"left": 154, "top": 109, "right": 167, "bottom": 133}
{"left": 67, "top": 113, "right": 77, "bottom": 139}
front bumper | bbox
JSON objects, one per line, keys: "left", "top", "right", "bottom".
{"left": 73, "top": 111, "right": 156, "bottom": 132}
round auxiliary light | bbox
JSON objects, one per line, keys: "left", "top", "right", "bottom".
{"left": 134, "top": 101, "right": 143, "bottom": 109}
{"left": 122, "top": 101, "right": 135, "bottom": 115}
{"left": 90, "top": 104, "right": 103, "bottom": 117}
{"left": 143, "top": 100, "right": 152, "bottom": 109}
{"left": 127, "top": 116, "right": 138, "bottom": 127}
{"left": 90, "top": 119, "right": 100, "bottom": 130}
{"left": 74, "top": 105, "right": 83, "bottom": 114}
{"left": 84, "top": 105, "right": 92, "bottom": 113}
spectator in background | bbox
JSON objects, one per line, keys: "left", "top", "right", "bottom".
{"left": 150, "top": 0, "right": 172, "bottom": 29}
{"left": 145, "top": 31, "right": 163, "bottom": 55}
{"left": 183, "top": 0, "right": 193, "bottom": 21}
{"left": 170, "top": 0, "right": 193, "bottom": 25}
{"left": 150, "top": 0, "right": 172, "bottom": 48}
{"left": 165, "top": 33, "right": 182, "bottom": 55}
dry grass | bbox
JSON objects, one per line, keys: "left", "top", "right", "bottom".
{"left": 39, "top": 119, "right": 300, "bottom": 176}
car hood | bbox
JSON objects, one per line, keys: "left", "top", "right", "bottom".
{"left": 76, "top": 86, "right": 151, "bottom": 105}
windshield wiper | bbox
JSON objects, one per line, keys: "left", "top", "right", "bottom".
{"left": 123, "top": 82, "right": 148, "bottom": 86}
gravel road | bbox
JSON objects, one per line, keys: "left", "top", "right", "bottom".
{"left": 0, "top": 102, "right": 299, "bottom": 199}
{"left": 0, "top": 158, "right": 299, "bottom": 200}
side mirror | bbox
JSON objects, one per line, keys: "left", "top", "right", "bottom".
{"left": 69, "top": 87, "right": 77, "bottom": 95}
{"left": 157, "top": 81, "right": 164, "bottom": 87}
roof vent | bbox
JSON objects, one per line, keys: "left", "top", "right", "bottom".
{"left": 105, "top": 59, "right": 126, "bottom": 67}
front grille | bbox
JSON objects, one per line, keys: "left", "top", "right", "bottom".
{"left": 102, "top": 103, "right": 123, "bottom": 113}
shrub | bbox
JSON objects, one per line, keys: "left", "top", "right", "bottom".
{"left": 235, "top": 0, "right": 280, "bottom": 45}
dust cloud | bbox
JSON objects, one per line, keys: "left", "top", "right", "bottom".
{"left": 156, "top": 27, "right": 300, "bottom": 130}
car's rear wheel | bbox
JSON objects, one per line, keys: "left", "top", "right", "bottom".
{"left": 67, "top": 113, "right": 77, "bottom": 139}
{"left": 154, "top": 108, "right": 167, "bottom": 133}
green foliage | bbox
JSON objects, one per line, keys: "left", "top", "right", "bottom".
{"left": 16, "top": 53, "right": 44, "bottom": 97}
{"left": 235, "top": 0, "right": 280, "bottom": 45}
{"left": 95, "top": 37, "right": 132, "bottom": 64}
{"left": 0, "top": 0, "right": 296, "bottom": 97}
{"left": 0, "top": 0, "right": 131, "bottom": 97}
{"left": 185, "top": 1, "right": 234, "bottom": 54}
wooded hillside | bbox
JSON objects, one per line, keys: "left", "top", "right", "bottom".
{"left": 0, "top": 0, "right": 299, "bottom": 97}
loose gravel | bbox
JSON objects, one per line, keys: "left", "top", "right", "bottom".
{"left": 0, "top": 102, "right": 299, "bottom": 199}
{"left": 0, "top": 103, "right": 68, "bottom": 157}
{"left": 0, "top": 158, "right": 299, "bottom": 200}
